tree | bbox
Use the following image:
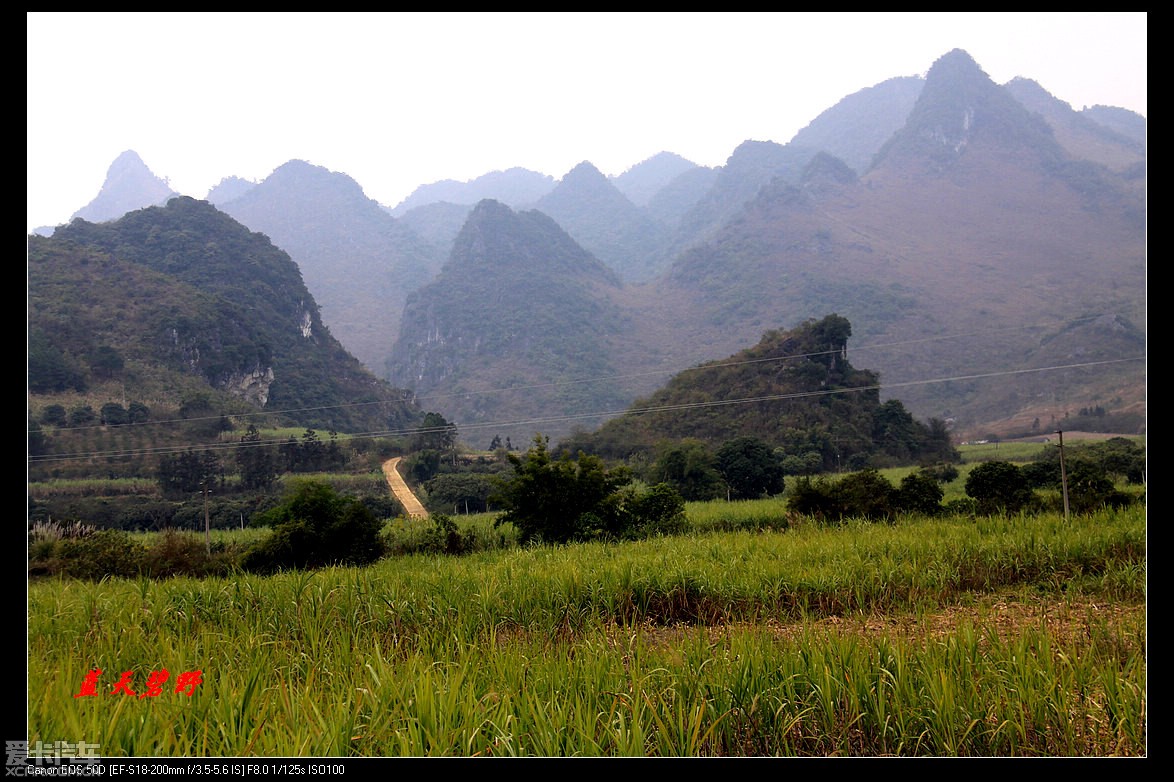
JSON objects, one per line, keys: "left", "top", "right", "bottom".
{"left": 178, "top": 393, "right": 224, "bottom": 438}
{"left": 100, "top": 402, "right": 129, "bottom": 426}
{"left": 157, "top": 449, "right": 221, "bottom": 498}
{"left": 919, "top": 417, "right": 961, "bottom": 464}
{"left": 407, "top": 450, "right": 442, "bottom": 483}
{"left": 1065, "top": 461, "right": 1133, "bottom": 513}
{"left": 415, "top": 412, "right": 458, "bottom": 455}
{"left": 68, "top": 405, "right": 97, "bottom": 427}
{"left": 780, "top": 451, "right": 823, "bottom": 477}
{"left": 298, "top": 428, "right": 327, "bottom": 472}
{"left": 831, "top": 469, "right": 897, "bottom": 520}
{"left": 621, "top": 482, "right": 688, "bottom": 539}
{"left": 491, "top": 435, "right": 631, "bottom": 544}
{"left": 40, "top": 404, "right": 67, "bottom": 427}
{"left": 280, "top": 436, "right": 301, "bottom": 473}
{"left": 652, "top": 439, "right": 724, "bottom": 501}
{"left": 872, "top": 400, "right": 919, "bottom": 463}
{"left": 28, "top": 418, "right": 47, "bottom": 457}
{"left": 244, "top": 479, "right": 385, "bottom": 572}
{"left": 426, "top": 473, "right": 495, "bottom": 514}
{"left": 716, "top": 437, "right": 784, "bottom": 500}
{"left": 965, "top": 461, "right": 1034, "bottom": 515}
{"left": 237, "top": 424, "right": 279, "bottom": 491}
{"left": 28, "top": 331, "right": 87, "bottom": 393}
{"left": 88, "top": 345, "right": 124, "bottom": 379}
{"left": 893, "top": 471, "right": 944, "bottom": 516}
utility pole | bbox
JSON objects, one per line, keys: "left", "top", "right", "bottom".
{"left": 1055, "top": 430, "right": 1070, "bottom": 522}
{"left": 202, "top": 479, "right": 211, "bottom": 554}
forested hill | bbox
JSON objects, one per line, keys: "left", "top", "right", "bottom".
{"left": 561, "top": 314, "right": 957, "bottom": 471}
{"left": 387, "top": 199, "right": 635, "bottom": 446}
{"left": 29, "top": 197, "right": 420, "bottom": 433}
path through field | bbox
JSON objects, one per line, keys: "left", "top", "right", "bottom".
{"left": 382, "top": 457, "right": 428, "bottom": 519}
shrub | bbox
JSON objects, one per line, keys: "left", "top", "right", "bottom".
{"left": 832, "top": 469, "right": 896, "bottom": 521}
{"left": 491, "top": 436, "right": 630, "bottom": 544}
{"left": 893, "top": 471, "right": 944, "bottom": 516}
{"left": 242, "top": 479, "right": 385, "bottom": 573}
{"left": 41, "top": 404, "right": 67, "bottom": 426}
{"left": 919, "top": 462, "right": 960, "bottom": 483}
{"left": 491, "top": 436, "right": 687, "bottom": 545}
{"left": 787, "top": 476, "right": 841, "bottom": 522}
{"left": 623, "top": 483, "right": 689, "bottom": 539}
{"left": 47, "top": 529, "right": 145, "bottom": 580}
{"left": 141, "top": 529, "right": 238, "bottom": 578}
{"left": 943, "top": 497, "right": 979, "bottom": 517}
{"left": 965, "top": 461, "right": 1035, "bottom": 515}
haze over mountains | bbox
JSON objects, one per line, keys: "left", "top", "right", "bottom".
{"left": 30, "top": 49, "right": 1146, "bottom": 447}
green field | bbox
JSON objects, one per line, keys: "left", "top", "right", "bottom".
{"left": 27, "top": 504, "right": 1146, "bottom": 757}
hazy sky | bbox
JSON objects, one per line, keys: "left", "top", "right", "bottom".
{"left": 27, "top": 12, "right": 1147, "bottom": 234}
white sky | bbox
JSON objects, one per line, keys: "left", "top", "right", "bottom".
{"left": 27, "top": 12, "right": 1147, "bottom": 234}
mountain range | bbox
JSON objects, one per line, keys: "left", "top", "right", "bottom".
{"left": 29, "top": 49, "right": 1146, "bottom": 448}
{"left": 28, "top": 197, "right": 420, "bottom": 438}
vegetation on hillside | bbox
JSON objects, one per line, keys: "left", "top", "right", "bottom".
{"left": 30, "top": 197, "right": 421, "bottom": 434}
{"left": 387, "top": 199, "right": 635, "bottom": 431}
{"left": 564, "top": 314, "right": 957, "bottom": 472}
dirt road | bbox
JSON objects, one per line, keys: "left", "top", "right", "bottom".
{"left": 382, "top": 457, "right": 428, "bottom": 519}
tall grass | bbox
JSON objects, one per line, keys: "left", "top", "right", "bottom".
{"left": 27, "top": 505, "right": 1145, "bottom": 756}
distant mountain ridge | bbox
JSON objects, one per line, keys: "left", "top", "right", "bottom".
{"left": 217, "top": 160, "right": 446, "bottom": 370}
{"left": 387, "top": 199, "right": 635, "bottom": 444}
{"left": 36, "top": 48, "right": 1146, "bottom": 444}
{"left": 610, "top": 151, "right": 700, "bottom": 206}
{"left": 652, "top": 49, "right": 1145, "bottom": 435}
{"left": 789, "top": 75, "right": 925, "bottom": 174}
{"left": 388, "top": 167, "right": 556, "bottom": 215}
{"left": 70, "top": 150, "right": 178, "bottom": 226}
{"left": 533, "top": 161, "right": 673, "bottom": 282}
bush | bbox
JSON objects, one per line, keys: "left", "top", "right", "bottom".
{"left": 46, "top": 529, "right": 144, "bottom": 580}
{"left": 716, "top": 437, "right": 785, "bottom": 500}
{"left": 893, "top": 471, "right": 944, "bottom": 516}
{"left": 787, "top": 476, "right": 840, "bottom": 522}
{"left": 965, "top": 461, "right": 1035, "bottom": 515}
{"left": 243, "top": 479, "right": 385, "bottom": 573}
{"left": 382, "top": 514, "right": 517, "bottom": 557}
{"left": 141, "top": 529, "right": 237, "bottom": 578}
{"left": 832, "top": 469, "right": 897, "bottom": 521}
{"left": 919, "top": 463, "right": 960, "bottom": 483}
{"left": 788, "top": 469, "right": 939, "bottom": 522}
{"left": 491, "top": 436, "right": 688, "bottom": 544}
{"left": 943, "top": 497, "right": 979, "bottom": 517}
{"left": 623, "top": 483, "right": 689, "bottom": 539}
{"left": 41, "top": 404, "right": 67, "bottom": 426}
{"left": 1064, "top": 462, "right": 1135, "bottom": 514}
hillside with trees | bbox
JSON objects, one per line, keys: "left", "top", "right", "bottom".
{"left": 563, "top": 314, "right": 957, "bottom": 473}
{"left": 217, "top": 160, "right": 446, "bottom": 371}
{"left": 29, "top": 197, "right": 422, "bottom": 440}
{"left": 387, "top": 199, "right": 636, "bottom": 442}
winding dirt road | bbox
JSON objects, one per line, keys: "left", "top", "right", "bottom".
{"left": 382, "top": 457, "right": 428, "bottom": 519}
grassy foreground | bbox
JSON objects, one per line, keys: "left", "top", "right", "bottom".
{"left": 27, "top": 505, "right": 1146, "bottom": 757}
